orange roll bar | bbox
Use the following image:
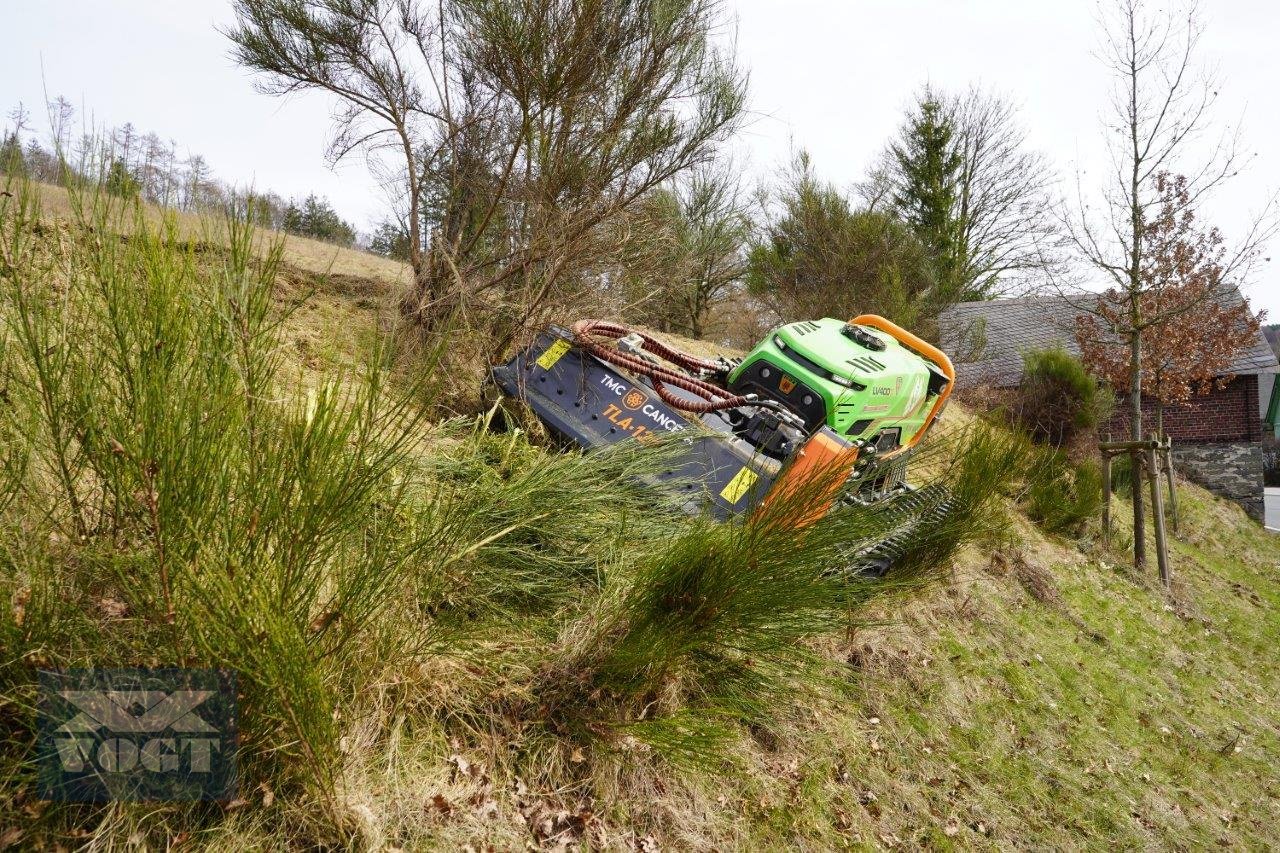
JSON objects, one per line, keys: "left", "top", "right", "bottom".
{"left": 850, "top": 314, "right": 955, "bottom": 454}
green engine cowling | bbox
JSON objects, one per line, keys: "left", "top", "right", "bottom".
{"left": 726, "top": 317, "right": 951, "bottom": 452}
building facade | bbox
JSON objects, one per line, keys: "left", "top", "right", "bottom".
{"left": 939, "top": 293, "right": 1278, "bottom": 521}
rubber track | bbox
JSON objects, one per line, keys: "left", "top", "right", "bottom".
{"left": 849, "top": 483, "right": 957, "bottom": 577}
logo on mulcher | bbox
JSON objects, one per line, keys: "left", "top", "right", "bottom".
{"left": 623, "top": 389, "right": 647, "bottom": 410}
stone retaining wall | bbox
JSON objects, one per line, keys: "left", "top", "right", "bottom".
{"left": 1175, "top": 441, "right": 1264, "bottom": 521}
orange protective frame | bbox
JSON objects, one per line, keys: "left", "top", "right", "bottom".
{"left": 850, "top": 314, "right": 955, "bottom": 457}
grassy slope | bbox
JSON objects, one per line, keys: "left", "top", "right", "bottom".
{"left": 251, "top": 224, "right": 1280, "bottom": 847}
{"left": 833, "top": 501, "right": 1280, "bottom": 849}
{"left": 32, "top": 182, "right": 408, "bottom": 390}
{"left": 20, "top": 187, "right": 1280, "bottom": 849}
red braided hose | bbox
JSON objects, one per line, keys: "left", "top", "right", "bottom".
{"left": 572, "top": 320, "right": 722, "bottom": 372}
{"left": 569, "top": 319, "right": 760, "bottom": 414}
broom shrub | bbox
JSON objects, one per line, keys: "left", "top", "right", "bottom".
{"left": 0, "top": 175, "right": 432, "bottom": 799}
{"left": 515, "top": 422, "right": 1039, "bottom": 768}
{"left": 1014, "top": 346, "right": 1111, "bottom": 447}
{"left": 1024, "top": 450, "right": 1104, "bottom": 537}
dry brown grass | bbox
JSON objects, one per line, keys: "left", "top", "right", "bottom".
{"left": 31, "top": 181, "right": 410, "bottom": 394}
{"left": 32, "top": 181, "right": 411, "bottom": 286}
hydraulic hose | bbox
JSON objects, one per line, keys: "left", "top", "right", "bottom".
{"left": 569, "top": 320, "right": 769, "bottom": 415}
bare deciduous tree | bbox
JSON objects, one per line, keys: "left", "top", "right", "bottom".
{"left": 226, "top": 0, "right": 746, "bottom": 352}
{"left": 865, "top": 85, "right": 1063, "bottom": 300}
{"left": 617, "top": 162, "right": 751, "bottom": 338}
{"left": 950, "top": 88, "right": 1066, "bottom": 297}
{"left": 1062, "top": 0, "right": 1276, "bottom": 569}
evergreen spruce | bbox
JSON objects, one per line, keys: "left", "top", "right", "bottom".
{"left": 282, "top": 194, "right": 357, "bottom": 246}
{"left": 0, "top": 132, "right": 23, "bottom": 175}
{"left": 890, "top": 95, "right": 966, "bottom": 300}
{"left": 104, "top": 158, "right": 140, "bottom": 199}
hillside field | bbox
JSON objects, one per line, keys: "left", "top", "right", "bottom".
{"left": 2, "top": 184, "right": 1279, "bottom": 850}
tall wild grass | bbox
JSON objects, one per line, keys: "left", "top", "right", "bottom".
{"left": 0, "top": 168, "right": 1041, "bottom": 846}
{"left": 0, "top": 173, "right": 438, "bottom": 809}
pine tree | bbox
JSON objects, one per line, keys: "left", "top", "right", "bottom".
{"left": 283, "top": 195, "right": 357, "bottom": 246}
{"left": 2, "top": 103, "right": 29, "bottom": 175}
{"left": 369, "top": 219, "right": 412, "bottom": 261}
{"left": 105, "top": 158, "right": 140, "bottom": 199}
{"left": 890, "top": 95, "right": 965, "bottom": 300}
{"left": 0, "top": 132, "right": 24, "bottom": 175}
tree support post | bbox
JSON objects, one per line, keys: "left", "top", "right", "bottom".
{"left": 1102, "top": 446, "right": 1112, "bottom": 548}
{"left": 1145, "top": 441, "right": 1171, "bottom": 588}
{"left": 1162, "top": 435, "right": 1179, "bottom": 534}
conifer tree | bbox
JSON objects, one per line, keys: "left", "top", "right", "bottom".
{"left": 283, "top": 195, "right": 357, "bottom": 246}
{"left": 105, "top": 158, "right": 140, "bottom": 199}
{"left": 890, "top": 95, "right": 965, "bottom": 300}
{"left": 0, "top": 132, "right": 23, "bottom": 174}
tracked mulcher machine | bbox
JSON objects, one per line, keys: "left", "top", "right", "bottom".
{"left": 491, "top": 314, "right": 955, "bottom": 553}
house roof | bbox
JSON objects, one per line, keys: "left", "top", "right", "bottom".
{"left": 938, "top": 289, "right": 1279, "bottom": 388}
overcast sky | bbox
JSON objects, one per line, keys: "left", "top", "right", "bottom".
{"left": 3, "top": 0, "right": 1277, "bottom": 317}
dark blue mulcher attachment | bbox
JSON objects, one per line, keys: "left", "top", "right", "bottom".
{"left": 491, "top": 326, "right": 788, "bottom": 519}
{"left": 491, "top": 325, "right": 955, "bottom": 578}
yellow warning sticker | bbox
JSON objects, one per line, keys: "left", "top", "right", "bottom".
{"left": 719, "top": 466, "right": 760, "bottom": 504}
{"left": 535, "top": 338, "right": 571, "bottom": 371}
{"left": 779, "top": 374, "right": 796, "bottom": 394}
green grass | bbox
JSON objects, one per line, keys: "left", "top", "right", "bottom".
{"left": 802, "top": 487, "right": 1280, "bottom": 849}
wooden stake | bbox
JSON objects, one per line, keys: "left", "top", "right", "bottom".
{"left": 1146, "top": 442, "right": 1171, "bottom": 588}
{"left": 1162, "top": 436, "right": 1180, "bottom": 534}
{"left": 1100, "top": 439, "right": 1160, "bottom": 451}
{"left": 1102, "top": 451, "right": 1112, "bottom": 548}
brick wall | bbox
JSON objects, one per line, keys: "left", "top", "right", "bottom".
{"left": 1106, "top": 374, "right": 1261, "bottom": 444}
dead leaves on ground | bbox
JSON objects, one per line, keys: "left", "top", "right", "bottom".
{"left": 427, "top": 751, "right": 604, "bottom": 850}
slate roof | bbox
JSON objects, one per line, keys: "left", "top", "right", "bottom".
{"left": 938, "top": 288, "right": 1279, "bottom": 388}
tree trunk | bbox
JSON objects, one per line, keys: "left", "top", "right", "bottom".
{"left": 689, "top": 300, "right": 704, "bottom": 340}
{"left": 402, "top": 253, "right": 441, "bottom": 331}
{"left": 1128, "top": 328, "right": 1146, "bottom": 569}
{"left": 399, "top": 130, "right": 436, "bottom": 330}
